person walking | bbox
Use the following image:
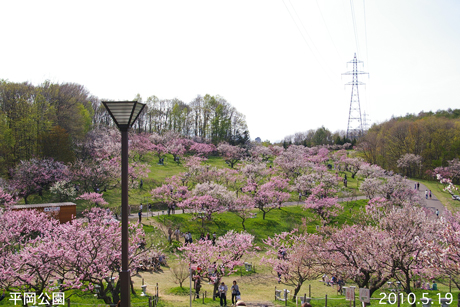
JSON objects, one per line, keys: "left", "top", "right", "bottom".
{"left": 425, "top": 190, "right": 428, "bottom": 199}
{"left": 436, "top": 209, "right": 439, "bottom": 217}
{"left": 417, "top": 182, "right": 420, "bottom": 190}
{"left": 168, "top": 227, "right": 173, "bottom": 244}
{"left": 218, "top": 281, "right": 228, "bottom": 307}
{"left": 138, "top": 210, "right": 142, "bottom": 223}
{"left": 429, "top": 190, "right": 432, "bottom": 199}
{"left": 174, "top": 227, "right": 180, "bottom": 241}
{"left": 195, "top": 275, "right": 202, "bottom": 299}
{"left": 231, "top": 280, "right": 240, "bottom": 306}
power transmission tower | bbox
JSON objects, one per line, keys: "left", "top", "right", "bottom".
{"left": 342, "top": 53, "right": 368, "bottom": 139}
{"left": 362, "top": 111, "right": 371, "bottom": 131}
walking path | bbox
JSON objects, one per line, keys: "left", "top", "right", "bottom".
{"left": 407, "top": 179, "right": 445, "bottom": 216}
{"left": 127, "top": 179, "right": 446, "bottom": 221}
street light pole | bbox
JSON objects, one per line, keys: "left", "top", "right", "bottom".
{"left": 120, "top": 128, "right": 130, "bottom": 307}
{"left": 102, "top": 101, "right": 145, "bottom": 307}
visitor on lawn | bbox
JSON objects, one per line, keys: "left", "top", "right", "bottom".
{"left": 218, "top": 281, "right": 228, "bottom": 307}
{"left": 231, "top": 280, "right": 240, "bottom": 305}
{"left": 431, "top": 281, "right": 438, "bottom": 291}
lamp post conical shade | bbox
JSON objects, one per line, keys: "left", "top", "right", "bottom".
{"left": 102, "top": 100, "right": 145, "bottom": 307}
{"left": 102, "top": 101, "right": 146, "bottom": 131}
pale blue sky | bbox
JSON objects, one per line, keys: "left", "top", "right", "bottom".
{"left": 1, "top": 0, "right": 459, "bottom": 142}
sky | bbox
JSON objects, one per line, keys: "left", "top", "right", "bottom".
{"left": 1, "top": 0, "right": 460, "bottom": 142}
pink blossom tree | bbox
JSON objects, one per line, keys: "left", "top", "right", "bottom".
{"left": 356, "top": 163, "right": 386, "bottom": 179}
{"left": 77, "top": 192, "right": 108, "bottom": 206}
{"left": 397, "top": 153, "right": 422, "bottom": 178}
{"left": 263, "top": 230, "right": 324, "bottom": 299}
{"left": 359, "top": 177, "right": 383, "bottom": 199}
{"left": 151, "top": 143, "right": 168, "bottom": 164}
{"left": 245, "top": 176, "right": 290, "bottom": 220}
{"left": 366, "top": 202, "right": 439, "bottom": 294}
{"left": 151, "top": 176, "right": 190, "bottom": 215}
{"left": 129, "top": 132, "right": 154, "bottom": 161}
{"left": 54, "top": 208, "right": 150, "bottom": 304}
{"left": 179, "top": 182, "right": 235, "bottom": 224}
{"left": 249, "top": 145, "right": 273, "bottom": 162}
{"left": 424, "top": 211, "right": 460, "bottom": 290}
{"left": 0, "top": 209, "right": 59, "bottom": 295}
{"left": 304, "top": 184, "right": 342, "bottom": 223}
{"left": 229, "top": 194, "right": 255, "bottom": 230}
{"left": 341, "top": 156, "right": 365, "bottom": 179}
{"left": 179, "top": 230, "right": 257, "bottom": 299}
{"left": 166, "top": 138, "right": 188, "bottom": 163}
{"left": 274, "top": 146, "right": 309, "bottom": 178}
{"left": 217, "top": 143, "right": 246, "bottom": 168}
{"left": 189, "top": 142, "right": 216, "bottom": 157}
{"left": 128, "top": 161, "right": 151, "bottom": 189}
{"left": 323, "top": 225, "right": 393, "bottom": 297}
{"left": 0, "top": 187, "right": 17, "bottom": 208}
{"left": 71, "top": 158, "right": 120, "bottom": 193}
{"left": 10, "top": 158, "right": 70, "bottom": 203}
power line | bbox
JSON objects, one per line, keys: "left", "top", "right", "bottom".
{"left": 315, "top": 0, "right": 342, "bottom": 62}
{"left": 349, "top": 0, "right": 361, "bottom": 59}
{"left": 280, "top": 0, "right": 337, "bottom": 82}
{"left": 286, "top": 0, "right": 337, "bottom": 77}
{"left": 363, "top": 0, "right": 369, "bottom": 68}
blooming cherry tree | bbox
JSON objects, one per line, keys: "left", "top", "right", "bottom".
{"left": 77, "top": 192, "right": 108, "bottom": 206}
{"left": 304, "top": 184, "right": 342, "bottom": 222}
{"left": 245, "top": 176, "right": 290, "bottom": 220}
{"left": 217, "top": 143, "right": 246, "bottom": 168}
{"left": 189, "top": 142, "right": 216, "bottom": 157}
{"left": 10, "top": 158, "right": 69, "bottom": 203}
{"left": 179, "top": 182, "right": 235, "bottom": 223}
{"left": 263, "top": 230, "right": 324, "bottom": 299}
{"left": 151, "top": 176, "right": 190, "bottom": 215}
{"left": 179, "top": 230, "right": 257, "bottom": 299}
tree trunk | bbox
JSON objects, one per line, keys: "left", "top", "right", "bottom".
{"left": 293, "top": 282, "right": 302, "bottom": 301}
{"left": 130, "top": 277, "right": 136, "bottom": 295}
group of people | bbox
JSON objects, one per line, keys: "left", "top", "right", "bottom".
{"left": 184, "top": 231, "right": 217, "bottom": 245}
{"left": 415, "top": 280, "right": 438, "bottom": 291}
{"left": 136, "top": 253, "right": 167, "bottom": 273}
{"left": 322, "top": 274, "right": 345, "bottom": 294}
{"left": 217, "top": 280, "right": 243, "bottom": 307}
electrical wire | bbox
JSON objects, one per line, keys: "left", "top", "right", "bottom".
{"left": 349, "top": 0, "right": 361, "bottom": 59}
{"left": 315, "top": 0, "right": 343, "bottom": 63}
{"left": 363, "top": 0, "right": 369, "bottom": 67}
{"left": 281, "top": 0, "right": 337, "bottom": 82}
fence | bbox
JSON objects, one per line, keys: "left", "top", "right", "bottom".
{"left": 276, "top": 286, "right": 460, "bottom": 307}
{"left": 63, "top": 283, "right": 159, "bottom": 307}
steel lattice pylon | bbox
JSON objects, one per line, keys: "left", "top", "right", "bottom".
{"left": 342, "top": 53, "right": 368, "bottom": 139}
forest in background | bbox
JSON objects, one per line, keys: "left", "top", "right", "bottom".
{"left": 358, "top": 109, "right": 460, "bottom": 177}
{"left": 0, "top": 80, "right": 249, "bottom": 177}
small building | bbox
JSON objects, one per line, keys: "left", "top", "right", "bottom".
{"left": 11, "top": 202, "right": 76, "bottom": 224}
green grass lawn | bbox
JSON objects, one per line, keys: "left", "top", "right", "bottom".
{"left": 150, "top": 200, "right": 368, "bottom": 245}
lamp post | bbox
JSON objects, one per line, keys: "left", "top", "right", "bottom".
{"left": 102, "top": 101, "right": 145, "bottom": 307}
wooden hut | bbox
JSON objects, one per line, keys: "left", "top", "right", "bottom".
{"left": 11, "top": 202, "right": 76, "bottom": 224}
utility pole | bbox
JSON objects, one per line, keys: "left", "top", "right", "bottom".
{"left": 342, "top": 53, "right": 368, "bottom": 139}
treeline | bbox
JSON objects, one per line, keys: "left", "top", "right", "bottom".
{"left": 357, "top": 109, "right": 460, "bottom": 176}
{"left": 0, "top": 80, "right": 249, "bottom": 177}
{"left": 281, "top": 126, "right": 355, "bottom": 148}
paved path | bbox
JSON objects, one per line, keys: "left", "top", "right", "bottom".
{"left": 407, "top": 179, "right": 446, "bottom": 216}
